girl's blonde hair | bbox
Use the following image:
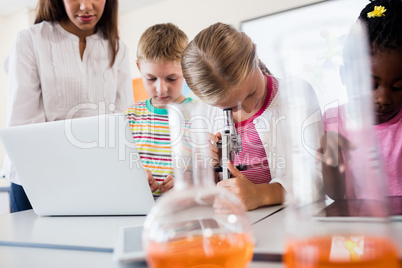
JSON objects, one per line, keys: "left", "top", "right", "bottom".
{"left": 181, "top": 22, "right": 272, "bottom": 105}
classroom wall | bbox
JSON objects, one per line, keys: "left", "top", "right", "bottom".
{"left": 0, "top": 0, "right": 321, "bottom": 172}
{"left": 119, "top": 0, "right": 322, "bottom": 79}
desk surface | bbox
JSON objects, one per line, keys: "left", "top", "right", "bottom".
{"left": 0, "top": 205, "right": 283, "bottom": 250}
{"left": 1, "top": 204, "right": 401, "bottom": 267}
{"left": 253, "top": 206, "right": 402, "bottom": 259}
{"left": 0, "top": 246, "right": 283, "bottom": 268}
{"left": 0, "top": 205, "right": 284, "bottom": 268}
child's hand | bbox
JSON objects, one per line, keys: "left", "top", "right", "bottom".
{"left": 217, "top": 162, "right": 260, "bottom": 210}
{"left": 146, "top": 171, "right": 174, "bottom": 193}
{"left": 318, "top": 131, "right": 355, "bottom": 199}
{"left": 210, "top": 132, "right": 222, "bottom": 167}
{"left": 145, "top": 170, "right": 159, "bottom": 192}
{"left": 318, "top": 131, "right": 355, "bottom": 173}
{"left": 159, "top": 175, "right": 174, "bottom": 193}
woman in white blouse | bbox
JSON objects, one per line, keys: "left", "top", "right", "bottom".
{"left": 5, "top": 0, "right": 133, "bottom": 211}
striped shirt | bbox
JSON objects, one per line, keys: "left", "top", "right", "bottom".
{"left": 233, "top": 76, "right": 278, "bottom": 184}
{"left": 124, "top": 98, "right": 192, "bottom": 195}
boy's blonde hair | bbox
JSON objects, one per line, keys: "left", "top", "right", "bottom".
{"left": 137, "top": 23, "right": 188, "bottom": 63}
{"left": 181, "top": 22, "right": 272, "bottom": 106}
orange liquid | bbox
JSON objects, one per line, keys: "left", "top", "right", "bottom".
{"left": 146, "top": 233, "right": 254, "bottom": 268}
{"left": 285, "top": 235, "right": 399, "bottom": 268}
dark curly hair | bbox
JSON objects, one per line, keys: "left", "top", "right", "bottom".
{"left": 358, "top": 0, "right": 402, "bottom": 53}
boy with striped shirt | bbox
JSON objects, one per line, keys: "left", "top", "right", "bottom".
{"left": 124, "top": 23, "right": 191, "bottom": 196}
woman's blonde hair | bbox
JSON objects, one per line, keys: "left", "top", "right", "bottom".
{"left": 137, "top": 23, "right": 188, "bottom": 63}
{"left": 181, "top": 22, "right": 271, "bottom": 105}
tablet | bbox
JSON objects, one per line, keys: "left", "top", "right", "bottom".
{"left": 315, "top": 198, "right": 402, "bottom": 221}
{"left": 113, "top": 225, "right": 146, "bottom": 262}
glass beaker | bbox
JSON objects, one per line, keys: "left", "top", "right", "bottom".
{"left": 276, "top": 20, "right": 399, "bottom": 268}
{"left": 142, "top": 102, "right": 254, "bottom": 268}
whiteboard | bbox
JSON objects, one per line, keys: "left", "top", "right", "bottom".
{"left": 241, "top": 0, "right": 370, "bottom": 111}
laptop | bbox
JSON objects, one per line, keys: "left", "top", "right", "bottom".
{"left": 0, "top": 114, "right": 155, "bottom": 216}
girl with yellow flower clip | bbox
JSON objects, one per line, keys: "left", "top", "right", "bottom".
{"left": 367, "top": 5, "right": 387, "bottom": 18}
{"left": 320, "top": 0, "right": 402, "bottom": 199}
{"left": 360, "top": 0, "right": 402, "bottom": 197}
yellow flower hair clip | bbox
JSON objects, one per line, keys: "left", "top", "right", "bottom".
{"left": 367, "top": 6, "right": 387, "bottom": 18}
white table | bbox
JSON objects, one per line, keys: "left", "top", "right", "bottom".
{"left": 0, "top": 205, "right": 283, "bottom": 249}
{"left": 0, "top": 246, "right": 283, "bottom": 268}
{"left": 2, "top": 203, "right": 400, "bottom": 267}
{"left": 253, "top": 204, "right": 402, "bottom": 259}
{"left": 0, "top": 205, "right": 285, "bottom": 267}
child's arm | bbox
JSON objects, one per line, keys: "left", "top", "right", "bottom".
{"left": 318, "top": 131, "right": 355, "bottom": 200}
{"left": 217, "top": 162, "right": 285, "bottom": 211}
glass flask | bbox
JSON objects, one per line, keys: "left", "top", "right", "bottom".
{"left": 276, "top": 20, "right": 399, "bottom": 268}
{"left": 142, "top": 102, "right": 254, "bottom": 268}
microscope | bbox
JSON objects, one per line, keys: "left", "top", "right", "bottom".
{"left": 215, "top": 109, "right": 247, "bottom": 180}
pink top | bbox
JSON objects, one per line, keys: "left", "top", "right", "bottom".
{"left": 233, "top": 76, "right": 278, "bottom": 184}
{"left": 375, "top": 109, "right": 402, "bottom": 197}
{"left": 323, "top": 107, "right": 402, "bottom": 198}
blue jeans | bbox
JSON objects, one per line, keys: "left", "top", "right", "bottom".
{"left": 10, "top": 183, "right": 32, "bottom": 212}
